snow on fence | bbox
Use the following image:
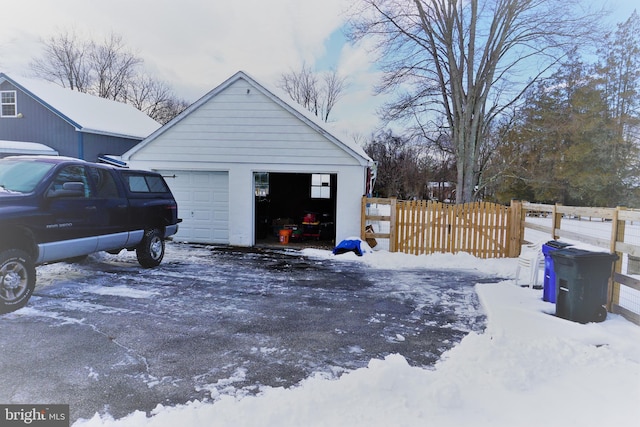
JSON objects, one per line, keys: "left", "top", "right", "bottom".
{"left": 520, "top": 202, "right": 640, "bottom": 326}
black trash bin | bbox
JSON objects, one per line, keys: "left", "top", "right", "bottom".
{"left": 550, "top": 248, "right": 618, "bottom": 323}
{"left": 541, "top": 240, "right": 573, "bottom": 303}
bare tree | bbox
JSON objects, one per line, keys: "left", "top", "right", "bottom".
{"left": 279, "top": 63, "right": 347, "bottom": 122}
{"left": 29, "top": 29, "right": 189, "bottom": 123}
{"left": 90, "top": 32, "right": 142, "bottom": 101}
{"left": 280, "top": 62, "right": 319, "bottom": 115}
{"left": 126, "top": 74, "right": 189, "bottom": 124}
{"left": 126, "top": 74, "right": 170, "bottom": 115}
{"left": 350, "top": 0, "right": 605, "bottom": 203}
{"left": 30, "top": 28, "right": 91, "bottom": 91}
{"left": 322, "top": 69, "right": 347, "bottom": 122}
{"left": 365, "top": 130, "right": 433, "bottom": 199}
{"left": 151, "top": 97, "right": 191, "bottom": 125}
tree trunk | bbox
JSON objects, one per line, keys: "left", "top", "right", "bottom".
{"left": 352, "top": 0, "right": 605, "bottom": 204}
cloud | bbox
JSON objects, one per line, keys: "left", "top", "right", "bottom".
{"left": 2, "top": 1, "right": 347, "bottom": 91}
{"left": 0, "top": 0, "right": 382, "bottom": 136}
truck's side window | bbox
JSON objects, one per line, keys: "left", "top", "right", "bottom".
{"left": 90, "top": 167, "right": 120, "bottom": 198}
{"left": 127, "top": 175, "right": 149, "bottom": 192}
{"left": 124, "top": 173, "right": 170, "bottom": 193}
{"left": 48, "top": 165, "right": 92, "bottom": 197}
{"left": 145, "top": 176, "right": 169, "bottom": 192}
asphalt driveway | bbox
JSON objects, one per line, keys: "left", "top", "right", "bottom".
{"left": 0, "top": 243, "right": 490, "bottom": 423}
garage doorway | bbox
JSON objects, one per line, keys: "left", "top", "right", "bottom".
{"left": 255, "top": 172, "right": 336, "bottom": 246}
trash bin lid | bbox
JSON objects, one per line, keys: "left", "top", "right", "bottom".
{"left": 549, "top": 247, "right": 618, "bottom": 262}
{"left": 544, "top": 240, "right": 573, "bottom": 249}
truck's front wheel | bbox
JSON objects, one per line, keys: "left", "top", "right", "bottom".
{"left": 0, "top": 249, "right": 36, "bottom": 314}
{"left": 136, "top": 229, "right": 165, "bottom": 268}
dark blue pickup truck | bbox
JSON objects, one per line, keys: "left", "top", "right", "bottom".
{"left": 0, "top": 156, "right": 181, "bottom": 313}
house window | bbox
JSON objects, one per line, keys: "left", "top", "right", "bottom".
{"left": 254, "top": 172, "right": 269, "bottom": 197}
{"left": 1, "top": 91, "right": 17, "bottom": 117}
{"left": 311, "top": 174, "right": 330, "bottom": 199}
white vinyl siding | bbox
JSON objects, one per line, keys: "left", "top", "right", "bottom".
{"left": 130, "top": 80, "right": 360, "bottom": 167}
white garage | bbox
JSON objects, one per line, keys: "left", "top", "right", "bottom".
{"left": 124, "top": 71, "right": 373, "bottom": 247}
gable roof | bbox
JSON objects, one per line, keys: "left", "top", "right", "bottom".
{"left": 0, "top": 73, "right": 161, "bottom": 139}
{"left": 125, "top": 71, "right": 372, "bottom": 165}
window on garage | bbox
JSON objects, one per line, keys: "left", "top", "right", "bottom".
{"left": 311, "top": 174, "right": 330, "bottom": 199}
{"left": 254, "top": 172, "right": 269, "bottom": 197}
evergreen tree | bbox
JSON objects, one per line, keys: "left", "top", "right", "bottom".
{"left": 596, "top": 11, "right": 640, "bottom": 206}
{"left": 495, "top": 54, "right": 621, "bottom": 205}
{"left": 491, "top": 11, "right": 640, "bottom": 208}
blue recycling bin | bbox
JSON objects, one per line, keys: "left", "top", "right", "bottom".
{"left": 542, "top": 240, "right": 573, "bottom": 302}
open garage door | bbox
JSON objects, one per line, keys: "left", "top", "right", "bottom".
{"left": 255, "top": 172, "right": 336, "bottom": 245}
{"left": 160, "top": 170, "right": 229, "bottom": 244}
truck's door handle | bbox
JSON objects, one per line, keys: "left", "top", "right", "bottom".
{"left": 85, "top": 206, "right": 97, "bottom": 211}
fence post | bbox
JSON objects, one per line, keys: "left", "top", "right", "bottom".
{"left": 360, "top": 196, "right": 367, "bottom": 240}
{"left": 508, "top": 200, "right": 523, "bottom": 257}
{"left": 610, "top": 207, "right": 624, "bottom": 264}
{"left": 389, "top": 198, "right": 397, "bottom": 252}
{"left": 552, "top": 203, "right": 563, "bottom": 240}
{"left": 607, "top": 207, "right": 625, "bottom": 311}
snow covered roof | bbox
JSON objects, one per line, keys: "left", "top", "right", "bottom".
{"left": 126, "top": 71, "right": 372, "bottom": 165}
{"left": 0, "top": 140, "right": 58, "bottom": 155}
{"left": 0, "top": 73, "right": 161, "bottom": 139}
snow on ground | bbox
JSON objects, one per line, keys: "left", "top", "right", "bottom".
{"left": 73, "top": 233, "right": 640, "bottom": 427}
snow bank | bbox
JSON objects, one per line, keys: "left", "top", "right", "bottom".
{"left": 73, "top": 248, "right": 640, "bottom": 427}
{"left": 304, "top": 245, "right": 516, "bottom": 278}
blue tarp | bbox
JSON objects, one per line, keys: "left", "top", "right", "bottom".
{"left": 332, "top": 238, "right": 372, "bottom": 257}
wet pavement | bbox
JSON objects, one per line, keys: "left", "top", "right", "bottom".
{"left": 0, "top": 243, "right": 491, "bottom": 423}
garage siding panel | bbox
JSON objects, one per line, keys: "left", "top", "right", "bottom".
{"left": 162, "top": 171, "right": 229, "bottom": 244}
{"left": 130, "top": 79, "right": 361, "bottom": 167}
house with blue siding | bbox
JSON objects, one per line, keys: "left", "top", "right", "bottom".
{"left": 0, "top": 73, "right": 160, "bottom": 161}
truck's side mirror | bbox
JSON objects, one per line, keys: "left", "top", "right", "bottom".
{"left": 47, "top": 182, "right": 86, "bottom": 198}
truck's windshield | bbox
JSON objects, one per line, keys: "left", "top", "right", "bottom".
{"left": 0, "top": 160, "right": 55, "bottom": 193}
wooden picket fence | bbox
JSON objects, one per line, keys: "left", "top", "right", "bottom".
{"left": 361, "top": 197, "right": 521, "bottom": 258}
{"left": 361, "top": 197, "right": 640, "bottom": 325}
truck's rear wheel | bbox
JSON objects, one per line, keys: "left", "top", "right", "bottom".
{"left": 0, "top": 249, "right": 36, "bottom": 314}
{"left": 136, "top": 229, "right": 165, "bottom": 268}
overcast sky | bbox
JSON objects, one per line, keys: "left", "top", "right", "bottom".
{"left": 0, "top": 0, "right": 636, "bottom": 138}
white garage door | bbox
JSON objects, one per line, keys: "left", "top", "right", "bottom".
{"left": 160, "top": 170, "right": 229, "bottom": 244}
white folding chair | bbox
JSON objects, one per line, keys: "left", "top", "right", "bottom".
{"left": 515, "top": 244, "right": 544, "bottom": 288}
